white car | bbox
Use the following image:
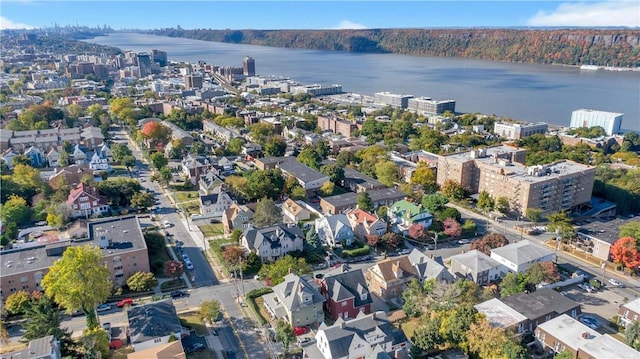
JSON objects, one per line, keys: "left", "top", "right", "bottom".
{"left": 185, "top": 261, "right": 194, "bottom": 270}
{"left": 608, "top": 278, "right": 624, "bottom": 288}
{"left": 458, "top": 239, "right": 470, "bottom": 245}
{"left": 578, "top": 283, "right": 595, "bottom": 293}
{"left": 96, "top": 304, "right": 112, "bottom": 312}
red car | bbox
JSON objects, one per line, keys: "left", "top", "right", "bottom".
{"left": 294, "top": 326, "right": 309, "bottom": 336}
{"left": 109, "top": 339, "right": 123, "bottom": 349}
{"left": 116, "top": 298, "right": 134, "bottom": 308}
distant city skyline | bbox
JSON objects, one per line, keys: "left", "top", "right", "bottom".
{"left": 1, "top": 1, "right": 639, "bottom": 31}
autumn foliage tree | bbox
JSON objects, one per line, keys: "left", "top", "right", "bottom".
{"left": 140, "top": 121, "right": 170, "bottom": 148}
{"left": 163, "top": 260, "right": 184, "bottom": 279}
{"left": 610, "top": 236, "right": 640, "bottom": 271}
{"left": 408, "top": 223, "right": 427, "bottom": 240}
{"left": 222, "top": 245, "right": 245, "bottom": 269}
{"left": 443, "top": 218, "right": 462, "bottom": 237}
{"left": 470, "top": 233, "right": 508, "bottom": 255}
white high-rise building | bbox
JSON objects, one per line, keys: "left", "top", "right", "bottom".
{"left": 570, "top": 109, "right": 623, "bottom": 135}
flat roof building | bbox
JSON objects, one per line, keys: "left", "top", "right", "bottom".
{"left": 0, "top": 216, "right": 150, "bottom": 297}
{"left": 570, "top": 109, "right": 623, "bottom": 136}
{"left": 494, "top": 122, "right": 548, "bottom": 140}
{"left": 436, "top": 145, "right": 596, "bottom": 216}
{"left": 374, "top": 92, "right": 413, "bottom": 108}
{"left": 407, "top": 96, "right": 456, "bottom": 115}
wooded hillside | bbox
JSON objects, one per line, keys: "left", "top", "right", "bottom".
{"left": 148, "top": 28, "right": 640, "bottom": 68}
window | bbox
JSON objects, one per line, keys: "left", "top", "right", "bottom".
{"left": 342, "top": 301, "right": 347, "bottom": 307}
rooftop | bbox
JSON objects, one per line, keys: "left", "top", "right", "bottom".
{"left": 475, "top": 298, "right": 527, "bottom": 329}
{"left": 490, "top": 239, "right": 555, "bottom": 266}
{"left": 1, "top": 216, "right": 147, "bottom": 276}
{"left": 127, "top": 299, "right": 182, "bottom": 345}
{"left": 579, "top": 334, "right": 640, "bottom": 358}
{"left": 501, "top": 288, "right": 580, "bottom": 320}
{"left": 577, "top": 217, "right": 639, "bottom": 245}
{"left": 536, "top": 314, "right": 600, "bottom": 350}
{"left": 449, "top": 249, "right": 503, "bottom": 273}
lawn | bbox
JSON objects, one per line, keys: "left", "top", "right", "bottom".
{"left": 180, "top": 311, "right": 209, "bottom": 336}
{"left": 401, "top": 317, "right": 421, "bottom": 340}
{"left": 110, "top": 345, "right": 135, "bottom": 359}
{"left": 199, "top": 223, "right": 225, "bottom": 237}
{"left": 177, "top": 201, "right": 201, "bottom": 216}
{"left": 175, "top": 191, "right": 200, "bottom": 203}
{"left": 252, "top": 296, "right": 272, "bottom": 326}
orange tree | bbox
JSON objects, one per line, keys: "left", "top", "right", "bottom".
{"left": 610, "top": 236, "right": 640, "bottom": 272}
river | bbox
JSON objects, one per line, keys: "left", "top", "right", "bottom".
{"left": 89, "top": 33, "right": 640, "bottom": 133}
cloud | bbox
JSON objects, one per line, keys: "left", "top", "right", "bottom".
{"left": 0, "top": 16, "right": 34, "bottom": 30}
{"left": 330, "top": 20, "right": 368, "bottom": 30}
{"left": 527, "top": 1, "right": 640, "bottom": 27}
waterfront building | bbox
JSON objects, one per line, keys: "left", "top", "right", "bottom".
{"left": 570, "top": 109, "right": 623, "bottom": 136}
{"left": 150, "top": 49, "right": 168, "bottom": 67}
{"left": 407, "top": 96, "right": 456, "bottom": 115}
{"left": 494, "top": 122, "right": 549, "bottom": 140}
{"left": 243, "top": 56, "right": 255, "bottom": 76}
{"left": 373, "top": 92, "right": 413, "bottom": 108}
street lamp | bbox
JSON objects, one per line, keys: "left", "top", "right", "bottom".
{"left": 555, "top": 228, "right": 561, "bottom": 264}
{"left": 433, "top": 233, "right": 439, "bottom": 257}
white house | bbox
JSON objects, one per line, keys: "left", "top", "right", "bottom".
{"left": 490, "top": 240, "right": 555, "bottom": 273}
{"left": 89, "top": 152, "right": 111, "bottom": 171}
{"left": 127, "top": 299, "right": 183, "bottom": 352}
{"left": 241, "top": 224, "right": 305, "bottom": 262}
{"left": 315, "top": 214, "right": 355, "bottom": 247}
{"left": 199, "top": 185, "right": 233, "bottom": 218}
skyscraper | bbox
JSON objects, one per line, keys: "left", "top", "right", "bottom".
{"left": 136, "top": 53, "right": 152, "bottom": 78}
{"left": 150, "top": 49, "right": 168, "bottom": 67}
{"left": 243, "top": 56, "right": 255, "bottom": 77}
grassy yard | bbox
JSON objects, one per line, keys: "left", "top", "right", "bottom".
{"left": 180, "top": 311, "right": 209, "bottom": 336}
{"left": 175, "top": 191, "right": 200, "bottom": 203}
{"left": 401, "top": 317, "right": 421, "bottom": 340}
{"left": 253, "top": 296, "right": 272, "bottom": 326}
{"left": 110, "top": 345, "right": 135, "bottom": 359}
{"left": 199, "top": 223, "right": 225, "bottom": 237}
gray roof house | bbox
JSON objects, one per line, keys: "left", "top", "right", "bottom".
{"left": 127, "top": 299, "right": 183, "bottom": 352}
{"left": 407, "top": 249, "right": 453, "bottom": 282}
{"left": 310, "top": 311, "right": 410, "bottom": 359}
{"left": 263, "top": 273, "right": 325, "bottom": 327}
{"left": 448, "top": 249, "right": 508, "bottom": 285}
{"left": 0, "top": 335, "right": 61, "bottom": 359}
{"left": 241, "top": 224, "right": 304, "bottom": 262}
{"left": 198, "top": 185, "right": 233, "bottom": 218}
{"left": 315, "top": 214, "right": 355, "bottom": 248}
{"left": 315, "top": 267, "right": 373, "bottom": 321}
{"left": 490, "top": 239, "right": 555, "bottom": 273}
{"left": 501, "top": 288, "right": 581, "bottom": 333}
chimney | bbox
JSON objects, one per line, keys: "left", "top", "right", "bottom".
{"left": 581, "top": 332, "right": 590, "bottom": 339}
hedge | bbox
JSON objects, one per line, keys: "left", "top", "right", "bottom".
{"left": 247, "top": 287, "right": 273, "bottom": 299}
{"left": 342, "top": 245, "right": 370, "bottom": 258}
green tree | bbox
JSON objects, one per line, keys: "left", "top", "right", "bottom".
{"left": 297, "top": 146, "right": 322, "bottom": 169}
{"left": 274, "top": 319, "right": 295, "bottom": 354}
{"left": 122, "top": 155, "right": 136, "bottom": 168}
{"left": 625, "top": 321, "right": 640, "bottom": 350}
{"left": 402, "top": 278, "right": 425, "bottom": 317}
{"left": 547, "top": 211, "right": 575, "bottom": 239}
{"left": 190, "top": 141, "right": 206, "bottom": 155}
{"left": 23, "top": 295, "right": 68, "bottom": 341}
{"left": 438, "top": 207, "right": 461, "bottom": 222}
{"left": 477, "top": 191, "right": 495, "bottom": 212}
{"left": 525, "top": 262, "right": 547, "bottom": 285}
{"left": 150, "top": 152, "right": 168, "bottom": 170}
{"left": 198, "top": 300, "right": 221, "bottom": 324}
{"left": 500, "top": 272, "right": 527, "bottom": 298}
{"left": 81, "top": 328, "right": 109, "bottom": 359}
{"left": 466, "top": 318, "right": 512, "bottom": 359}
{"left": 264, "top": 136, "right": 287, "bottom": 157}
{"left": 320, "top": 163, "right": 345, "bottom": 185}
{"left": 320, "top": 181, "right": 334, "bottom": 196}
{"left": 131, "top": 192, "right": 155, "bottom": 211}
{"left": 126, "top": 271, "right": 157, "bottom": 292}
{"left": 620, "top": 221, "right": 640, "bottom": 240}
{"left": 442, "top": 179, "right": 465, "bottom": 201}
{"left": 554, "top": 350, "right": 574, "bottom": 359}
{"left": 258, "top": 255, "right": 312, "bottom": 286}
{"left": 111, "top": 143, "right": 133, "bottom": 163}
{"left": 526, "top": 208, "right": 543, "bottom": 224}
{"left": 41, "top": 245, "right": 112, "bottom": 330}
{"left": 4, "top": 290, "right": 32, "bottom": 315}
{"left": 496, "top": 197, "right": 510, "bottom": 215}
{"left": 305, "top": 228, "right": 324, "bottom": 254}
{"left": 411, "top": 162, "right": 438, "bottom": 193}
{"left": 227, "top": 138, "right": 245, "bottom": 155}
{"left": 412, "top": 314, "right": 444, "bottom": 353}
{"left": 1, "top": 195, "right": 32, "bottom": 226}
{"left": 375, "top": 160, "right": 399, "bottom": 187}
{"left": 253, "top": 197, "right": 282, "bottom": 227}
{"left": 421, "top": 193, "right": 449, "bottom": 213}
{"left": 357, "top": 191, "right": 373, "bottom": 212}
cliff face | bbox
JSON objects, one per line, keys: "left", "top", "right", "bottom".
{"left": 149, "top": 28, "right": 640, "bottom": 67}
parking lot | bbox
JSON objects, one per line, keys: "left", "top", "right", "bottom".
{"left": 561, "top": 282, "right": 630, "bottom": 333}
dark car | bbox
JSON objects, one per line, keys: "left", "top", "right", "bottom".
{"left": 185, "top": 343, "right": 206, "bottom": 353}
{"left": 170, "top": 290, "right": 189, "bottom": 298}
{"left": 226, "top": 349, "right": 236, "bottom": 359}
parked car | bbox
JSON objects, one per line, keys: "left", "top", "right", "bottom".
{"left": 226, "top": 349, "right": 236, "bottom": 359}
{"left": 102, "top": 322, "right": 111, "bottom": 331}
{"left": 185, "top": 343, "right": 206, "bottom": 353}
{"left": 458, "top": 239, "right": 471, "bottom": 245}
{"left": 609, "top": 278, "right": 624, "bottom": 288}
{"left": 170, "top": 290, "right": 189, "bottom": 298}
{"left": 185, "top": 261, "right": 194, "bottom": 270}
{"left": 580, "top": 316, "right": 600, "bottom": 329}
{"left": 116, "top": 298, "right": 134, "bottom": 307}
{"left": 298, "top": 337, "right": 311, "bottom": 345}
{"left": 109, "top": 339, "right": 123, "bottom": 349}
{"left": 182, "top": 253, "right": 190, "bottom": 261}
{"left": 294, "top": 326, "right": 309, "bottom": 336}
{"left": 577, "top": 283, "right": 595, "bottom": 293}
{"left": 96, "top": 304, "right": 112, "bottom": 312}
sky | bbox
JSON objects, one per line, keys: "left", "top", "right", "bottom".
{"left": 1, "top": 0, "right": 639, "bottom": 30}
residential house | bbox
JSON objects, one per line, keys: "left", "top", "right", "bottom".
{"left": 24, "top": 146, "right": 45, "bottom": 167}
{"left": 89, "top": 152, "right": 111, "bottom": 171}
{"left": 320, "top": 188, "right": 405, "bottom": 215}
{"left": 0, "top": 335, "right": 62, "bottom": 359}
{"left": 222, "top": 203, "right": 254, "bottom": 234}
{"left": 502, "top": 288, "right": 581, "bottom": 333}
{"left": 255, "top": 156, "right": 329, "bottom": 196}
{"left": 365, "top": 256, "right": 418, "bottom": 302}
{"left": 315, "top": 214, "right": 355, "bottom": 247}
{"left": 315, "top": 267, "right": 372, "bottom": 321}
{"left": 490, "top": 240, "right": 555, "bottom": 273}
{"left": 66, "top": 182, "right": 110, "bottom": 218}
{"left": 1, "top": 149, "right": 17, "bottom": 169}
{"left": 578, "top": 334, "right": 640, "bottom": 359}
{"left": 345, "top": 208, "right": 387, "bottom": 240}
{"left": 282, "top": 198, "right": 312, "bottom": 223}
{"left": 262, "top": 273, "right": 325, "bottom": 327}
{"left": 96, "top": 142, "right": 112, "bottom": 162}
{"left": 127, "top": 340, "right": 186, "bottom": 359}
{"left": 342, "top": 168, "right": 386, "bottom": 193}
{"left": 475, "top": 298, "right": 529, "bottom": 334}
{"left": 448, "top": 250, "right": 508, "bottom": 285}
{"left": 534, "top": 314, "right": 600, "bottom": 358}
{"left": 48, "top": 163, "right": 94, "bottom": 188}
{"left": 387, "top": 200, "right": 433, "bottom": 235}
{"left": 199, "top": 185, "right": 233, "bottom": 218}
{"left": 46, "top": 148, "right": 60, "bottom": 167}
{"left": 127, "top": 299, "right": 183, "bottom": 352}
{"left": 618, "top": 297, "right": 640, "bottom": 328}
{"left": 407, "top": 249, "right": 453, "bottom": 282}
{"left": 181, "top": 154, "right": 207, "bottom": 185}
{"left": 241, "top": 224, "right": 304, "bottom": 262}
{"left": 198, "top": 170, "right": 222, "bottom": 195}
{"left": 310, "top": 311, "right": 410, "bottom": 359}
{"left": 80, "top": 126, "right": 105, "bottom": 149}
{"left": 72, "top": 144, "right": 87, "bottom": 165}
